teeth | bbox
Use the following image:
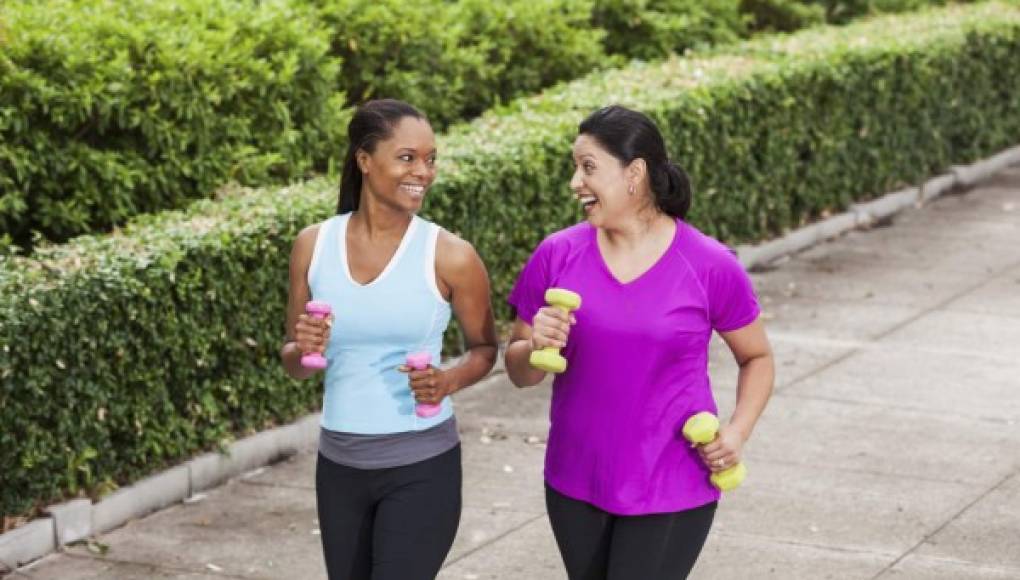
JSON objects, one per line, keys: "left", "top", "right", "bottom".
{"left": 400, "top": 184, "right": 425, "bottom": 195}
{"left": 578, "top": 195, "right": 597, "bottom": 206}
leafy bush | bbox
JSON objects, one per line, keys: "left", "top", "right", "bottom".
{"left": 740, "top": 0, "right": 827, "bottom": 31}
{"left": 0, "top": 0, "right": 346, "bottom": 249}
{"left": 311, "top": 0, "right": 607, "bottom": 127}
{"left": 3, "top": 0, "right": 962, "bottom": 252}
{"left": 594, "top": 0, "right": 748, "bottom": 59}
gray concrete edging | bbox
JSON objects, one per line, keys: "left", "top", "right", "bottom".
{"left": 0, "top": 414, "right": 323, "bottom": 572}
{"left": 736, "top": 144, "right": 1020, "bottom": 269}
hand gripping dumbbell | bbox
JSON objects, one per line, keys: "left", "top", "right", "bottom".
{"left": 682, "top": 412, "right": 747, "bottom": 491}
{"left": 407, "top": 352, "right": 441, "bottom": 418}
{"left": 529, "top": 288, "right": 582, "bottom": 374}
{"left": 300, "top": 301, "right": 332, "bottom": 370}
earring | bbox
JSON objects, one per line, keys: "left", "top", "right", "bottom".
{"left": 628, "top": 184, "right": 635, "bottom": 195}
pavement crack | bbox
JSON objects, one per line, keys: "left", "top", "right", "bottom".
{"left": 778, "top": 257, "right": 1020, "bottom": 394}
{"left": 869, "top": 469, "right": 1020, "bottom": 579}
{"left": 440, "top": 513, "right": 547, "bottom": 570}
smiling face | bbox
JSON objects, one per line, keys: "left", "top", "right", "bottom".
{"left": 570, "top": 134, "right": 646, "bottom": 228}
{"left": 357, "top": 116, "right": 437, "bottom": 213}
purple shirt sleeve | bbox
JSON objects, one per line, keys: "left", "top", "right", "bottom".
{"left": 508, "top": 241, "right": 551, "bottom": 326}
{"left": 707, "top": 251, "right": 760, "bottom": 332}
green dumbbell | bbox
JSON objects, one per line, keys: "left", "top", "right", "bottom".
{"left": 529, "top": 288, "right": 582, "bottom": 374}
{"left": 682, "top": 412, "right": 747, "bottom": 491}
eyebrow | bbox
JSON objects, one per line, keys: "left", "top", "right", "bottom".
{"left": 397, "top": 147, "right": 438, "bottom": 156}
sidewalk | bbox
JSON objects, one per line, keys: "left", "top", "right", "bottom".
{"left": 8, "top": 166, "right": 1020, "bottom": 580}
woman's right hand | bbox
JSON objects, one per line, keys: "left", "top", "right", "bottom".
{"left": 530, "top": 306, "right": 575, "bottom": 351}
{"left": 294, "top": 313, "right": 333, "bottom": 355}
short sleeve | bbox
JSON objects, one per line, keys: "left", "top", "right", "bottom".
{"left": 707, "top": 251, "right": 760, "bottom": 332}
{"left": 507, "top": 241, "right": 553, "bottom": 326}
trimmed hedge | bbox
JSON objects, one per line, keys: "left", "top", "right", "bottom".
{"left": 3, "top": 0, "right": 972, "bottom": 251}
{"left": 0, "top": 183, "right": 333, "bottom": 520}
{"left": 741, "top": 0, "right": 975, "bottom": 31}
{"left": 0, "top": 0, "right": 346, "bottom": 250}
{"left": 3, "top": 2, "right": 1020, "bottom": 521}
{"left": 314, "top": 0, "right": 608, "bottom": 128}
{"left": 594, "top": 0, "right": 748, "bottom": 59}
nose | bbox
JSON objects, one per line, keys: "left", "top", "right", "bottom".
{"left": 569, "top": 167, "right": 584, "bottom": 192}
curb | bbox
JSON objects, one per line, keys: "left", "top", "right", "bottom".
{"left": 0, "top": 414, "right": 322, "bottom": 572}
{"left": 3, "top": 144, "right": 1019, "bottom": 573}
{"left": 735, "top": 144, "right": 1020, "bottom": 269}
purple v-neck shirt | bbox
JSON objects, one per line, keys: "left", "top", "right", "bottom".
{"left": 509, "top": 219, "right": 760, "bottom": 515}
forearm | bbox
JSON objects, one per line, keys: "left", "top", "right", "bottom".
{"left": 280, "top": 341, "right": 318, "bottom": 381}
{"left": 504, "top": 338, "right": 546, "bottom": 387}
{"left": 728, "top": 354, "right": 775, "bottom": 441}
{"left": 443, "top": 343, "right": 498, "bottom": 392}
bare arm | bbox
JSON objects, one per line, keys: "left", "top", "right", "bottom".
{"left": 279, "top": 224, "right": 332, "bottom": 380}
{"left": 406, "top": 231, "right": 498, "bottom": 402}
{"left": 504, "top": 305, "right": 575, "bottom": 388}
{"left": 505, "top": 318, "right": 546, "bottom": 387}
{"left": 699, "top": 316, "right": 775, "bottom": 471}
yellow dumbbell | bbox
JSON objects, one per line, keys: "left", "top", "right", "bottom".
{"left": 682, "top": 412, "right": 747, "bottom": 491}
{"left": 529, "top": 288, "right": 582, "bottom": 374}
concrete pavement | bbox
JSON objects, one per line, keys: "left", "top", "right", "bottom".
{"left": 8, "top": 165, "right": 1020, "bottom": 579}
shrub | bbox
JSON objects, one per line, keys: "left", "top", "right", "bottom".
{"left": 0, "top": 0, "right": 346, "bottom": 249}
{"left": 740, "top": 0, "right": 827, "bottom": 32}
{"left": 594, "top": 0, "right": 748, "bottom": 60}
{"left": 311, "top": 0, "right": 607, "bottom": 127}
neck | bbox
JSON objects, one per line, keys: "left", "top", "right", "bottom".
{"left": 349, "top": 189, "right": 414, "bottom": 239}
{"left": 600, "top": 210, "right": 674, "bottom": 249}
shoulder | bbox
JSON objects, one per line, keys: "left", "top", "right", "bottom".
{"left": 291, "top": 221, "right": 326, "bottom": 257}
{"left": 533, "top": 221, "right": 593, "bottom": 258}
{"left": 673, "top": 221, "right": 742, "bottom": 272}
{"left": 435, "top": 226, "right": 483, "bottom": 273}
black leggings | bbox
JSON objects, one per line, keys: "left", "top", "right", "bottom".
{"left": 546, "top": 484, "right": 716, "bottom": 580}
{"left": 315, "top": 445, "right": 462, "bottom": 580}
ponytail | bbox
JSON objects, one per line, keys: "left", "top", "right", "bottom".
{"left": 659, "top": 161, "right": 692, "bottom": 219}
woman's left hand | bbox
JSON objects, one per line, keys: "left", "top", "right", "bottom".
{"left": 399, "top": 364, "right": 455, "bottom": 405}
{"left": 697, "top": 424, "right": 745, "bottom": 473}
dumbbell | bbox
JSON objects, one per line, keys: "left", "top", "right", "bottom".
{"left": 300, "top": 301, "right": 332, "bottom": 370}
{"left": 529, "top": 288, "right": 582, "bottom": 374}
{"left": 407, "top": 352, "right": 442, "bottom": 418}
{"left": 682, "top": 412, "right": 747, "bottom": 491}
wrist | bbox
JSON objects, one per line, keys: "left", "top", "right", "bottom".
{"left": 727, "top": 419, "right": 753, "bottom": 442}
{"left": 439, "top": 367, "right": 461, "bottom": 396}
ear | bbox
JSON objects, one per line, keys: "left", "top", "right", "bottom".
{"left": 626, "top": 158, "right": 647, "bottom": 191}
{"left": 356, "top": 149, "right": 371, "bottom": 174}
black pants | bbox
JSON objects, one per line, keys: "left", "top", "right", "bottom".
{"left": 546, "top": 484, "right": 716, "bottom": 580}
{"left": 315, "top": 445, "right": 462, "bottom": 580}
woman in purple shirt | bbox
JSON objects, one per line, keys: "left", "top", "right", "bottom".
{"left": 505, "top": 106, "right": 775, "bottom": 579}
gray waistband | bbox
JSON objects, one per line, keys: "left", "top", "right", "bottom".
{"left": 318, "top": 416, "right": 460, "bottom": 470}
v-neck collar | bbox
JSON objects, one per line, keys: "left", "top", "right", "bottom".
{"left": 339, "top": 213, "right": 419, "bottom": 288}
{"left": 591, "top": 218, "right": 683, "bottom": 287}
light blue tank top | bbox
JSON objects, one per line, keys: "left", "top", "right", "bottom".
{"left": 308, "top": 213, "right": 453, "bottom": 434}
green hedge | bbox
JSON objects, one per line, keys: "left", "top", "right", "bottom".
{"left": 0, "top": 0, "right": 347, "bottom": 250}
{"left": 0, "top": 183, "right": 333, "bottom": 520}
{"left": 314, "top": 0, "right": 608, "bottom": 128}
{"left": 594, "top": 0, "right": 748, "bottom": 59}
{"left": 3, "top": 2, "right": 1019, "bottom": 521}
{"left": 4, "top": 0, "right": 970, "bottom": 251}
{"left": 741, "top": 0, "right": 975, "bottom": 31}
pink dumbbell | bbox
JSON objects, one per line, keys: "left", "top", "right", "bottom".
{"left": 407, "top": 352, "right": 441, "bottom": 418}
{"left": 300, "top": 301, "right": 332, "bottom": 370}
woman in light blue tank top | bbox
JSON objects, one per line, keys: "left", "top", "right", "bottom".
{"left": 280, "top": 100, "right": 497, "bottom": 580}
